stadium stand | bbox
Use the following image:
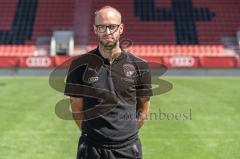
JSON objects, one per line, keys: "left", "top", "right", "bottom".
{"left": 88, "top": 0, "right": 240, "bottom": 57}
{"left": 0, "top": 0, "right": 239, "bottom": 68}
{"left": 0, "top": 0, "right": 74, "bottom": 56}
{"left": 0, "top": 0, "right": 38, "bottom": 45}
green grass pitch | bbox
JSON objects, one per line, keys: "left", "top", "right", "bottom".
{"left": 0, "top": 76, "right": 239, "bottom": 159}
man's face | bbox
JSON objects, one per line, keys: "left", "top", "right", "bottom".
{"left": 94, "top": 10, "right": 123, "bottom": 50}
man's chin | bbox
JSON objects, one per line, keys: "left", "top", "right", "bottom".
{"left": 101, "top": 42, "right": 117, "bottom": 50}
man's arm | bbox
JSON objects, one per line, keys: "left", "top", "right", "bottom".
{"left": 136, "top": 97, "right": 150, "bottom": 129}
{"left": 70, "top": 97, "right": 84, "bottom": 130}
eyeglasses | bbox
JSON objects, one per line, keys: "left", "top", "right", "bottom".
{"left": 95, "top": 24, "right": 120, "bottom": 33}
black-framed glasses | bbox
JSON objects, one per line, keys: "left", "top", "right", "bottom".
{"left": 95, "top": 24, "right": 120, "bottom": 33}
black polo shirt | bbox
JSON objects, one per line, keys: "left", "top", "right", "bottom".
{"left": 65, "top": 48, "right": 153, "bottom": 148}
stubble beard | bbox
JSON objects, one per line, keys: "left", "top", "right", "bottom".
{"left": 100, "top": 40, "right": 117, "bottom": 50}
{"left": 99, "top": 35, "right": 120, "bottom": 51}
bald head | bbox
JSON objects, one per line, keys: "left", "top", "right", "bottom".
{"left": 94, "top": 6, "right": 122, "bottom": 25}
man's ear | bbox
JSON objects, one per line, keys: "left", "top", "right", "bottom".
{"left": 93, "top": 25, "right": 97, "bottom": 35}
{"left": 119, "top": 23, "right": 124, "bottom": 35}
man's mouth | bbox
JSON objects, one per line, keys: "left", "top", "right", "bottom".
{"left": 103, "top": 36, "right": 113, "bottom": 39}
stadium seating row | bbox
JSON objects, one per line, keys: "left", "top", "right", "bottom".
{"left": 0, "top": 44, "right": 233, "bottom": 57}
{"left": 0, "top": 45, "right": 35, "bottom": 56}
{"left": 85, "top": 44, "right": 232, "bottom": 57}
{"left": 0, "top": 56, "right": 239, "bottom": 68}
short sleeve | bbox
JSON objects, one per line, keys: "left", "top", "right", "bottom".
{"left": 64, "top": 58, "right": 87, "bottom": 97}
{"left": 135, "top": 61, "right": 153, "bottom": 98}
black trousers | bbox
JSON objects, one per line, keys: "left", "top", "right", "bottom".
{"left": 76, "top": 137, "right": 143, "bottom": 159}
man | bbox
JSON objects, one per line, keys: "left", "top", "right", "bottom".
{"left": 65, "top": 6, "right": 153, "bottom": 159}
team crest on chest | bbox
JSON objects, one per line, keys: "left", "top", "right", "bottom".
{"left": 123, "top": 64, "right": 136, "bottom": 78}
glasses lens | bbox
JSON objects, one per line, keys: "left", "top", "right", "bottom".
{"left": 97, "top": 25, "right": 106, "bottom": 32}
{"left": 96, "top": 25, "right": 119, "bottom": 33}
{"left": 108, "top": 25, "right": 118, "bottom": 31}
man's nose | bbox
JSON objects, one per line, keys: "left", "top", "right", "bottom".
{"left": 105, "top": 27, "right": 111, "bottom": 34}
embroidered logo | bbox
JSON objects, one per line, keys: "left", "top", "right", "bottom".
{"left": 88, "top": 76, "right": 99, "bottom": 83}
{"left": 123, "top": 64, "right": 136, "bottom": 77}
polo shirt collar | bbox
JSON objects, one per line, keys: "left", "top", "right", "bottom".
{"left": 94, "top": 47, "right": 126, "bottom": 62}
